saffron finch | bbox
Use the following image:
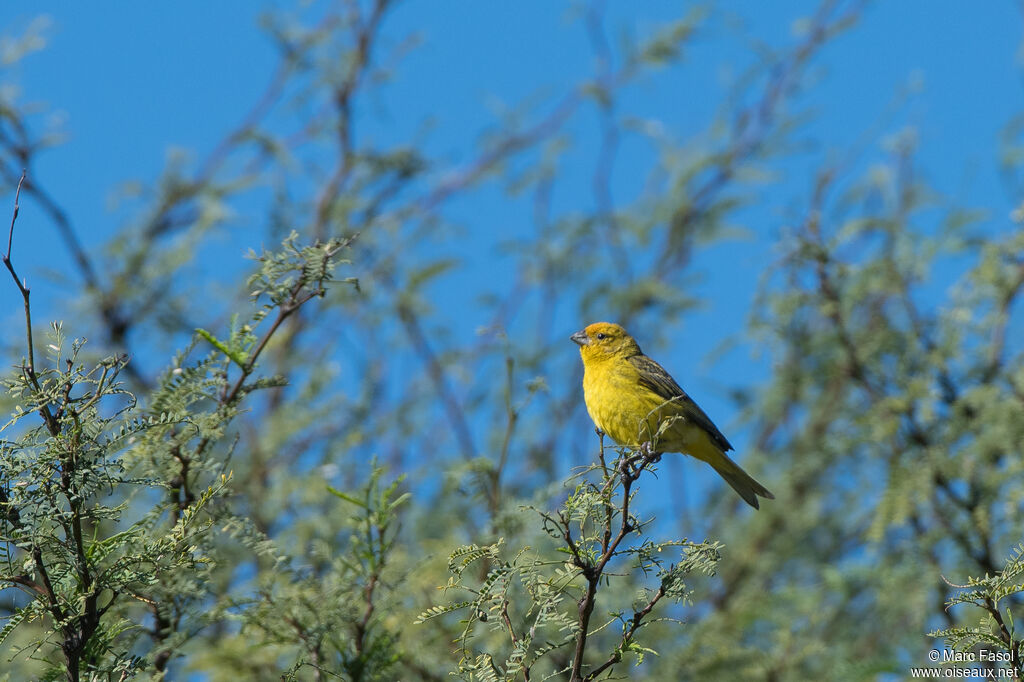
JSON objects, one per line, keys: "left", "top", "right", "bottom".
{"left": 571, "top": 321, "right": 773, "bottom": 508}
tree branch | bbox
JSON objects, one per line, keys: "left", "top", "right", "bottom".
{"left": 568, "top": 449, "right": 658, "bottom": 682}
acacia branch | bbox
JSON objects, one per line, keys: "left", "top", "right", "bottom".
{"left": 2, "top": 174, "right": 69, "bottom": 637}
{"left": 568, "top": 449, "right": 658, "bottom": 682}
{"left": 986, "top": 598, "right": 1022, "bottom": 679}
{"left": 283, "top": 612, "right": 325, "bottom": 682}
{"left": 803, "top": 165, "right": 1004, "bottom": 580}
{"left": 803, "top": 169, "right": 880, "bottom": 396}
{"left": 314, "top": 0, "right": 392, "bottom": 241}
{"left": 1, "top": 573, "right": 49, "bottom": 598}
{"left": 2, "top": 172, "right": 58, "bottom": 432}
{"left": 584, "top": 583, "right": 667, "bottom": 681}
{"left": 396, "top": 301, "right": 477, "bottom": 460}
{"left": 354, "top": 519, "right": 390, "bottom": 660}
{"left": 983, "top": 258, "right": 1024, "bottom": 383}
{"left": 172, "top": 238, "right": 348, "bottom": 522}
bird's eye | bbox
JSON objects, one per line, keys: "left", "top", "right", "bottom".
{"left": 596, "top": 333, "right": 606, "bottom": 340}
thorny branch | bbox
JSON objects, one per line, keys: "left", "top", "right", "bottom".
{"left": 169, "top": 236, "right": 352, "bottom": 522}
{"left": 985, "top": 597, "right": 1022, "bottom": 680}
{"left": 2, "top": 171, "right": 58, "bottom": 434}
{"left": 538, "top": 442, "right": 668, "bottom": 682}
{"left": 1, "top": 171, "right": 117, "bottom": 682}
{"left": 569, "top": 451, "right": 652, "bottom": 682}
{"left": 584, "top": 583, "right": 667, "bottom": 682}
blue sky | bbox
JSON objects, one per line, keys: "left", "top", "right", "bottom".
{"left": 2, "top": 2, "right": 1022, "bottom": 512}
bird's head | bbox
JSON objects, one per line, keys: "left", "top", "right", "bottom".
{"left": 570, "top": 322, "right": 642, "bottom": 361}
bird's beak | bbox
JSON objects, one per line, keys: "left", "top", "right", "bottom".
{"left": 570, "top": 330, "right": 590, "bottom": 347}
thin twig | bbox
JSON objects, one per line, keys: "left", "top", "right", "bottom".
{"left": 4, "top": 172, "right": 60, "bottom": 435}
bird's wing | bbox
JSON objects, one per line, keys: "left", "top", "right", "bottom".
{"left": 627, "top": 353, "right": 734, "bottom": 452}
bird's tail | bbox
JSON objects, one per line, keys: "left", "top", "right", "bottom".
{"left": 690, "top": 432, "right": 774, "bottom": 509}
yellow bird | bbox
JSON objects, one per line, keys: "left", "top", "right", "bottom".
{"left": 571, "top": 321, "right": 773, "bottom": 509}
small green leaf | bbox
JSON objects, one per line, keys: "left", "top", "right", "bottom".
{"left": 195, "top": 328, "right": 249, "bottom": 368}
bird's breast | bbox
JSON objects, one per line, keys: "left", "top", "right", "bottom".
{"left": 582, "top": 361, "right": 682, "bottom": 448}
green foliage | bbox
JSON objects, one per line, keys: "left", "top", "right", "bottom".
{"left": 192, "top": 461, "right": 409, "bottom": 682}
{"left": 421, "top": 444, "right": 722, "bottom": 681}
{"left": 0, "top": 326, "right": 227, "bottom": 679}
{"left": 669, "top": 130, "right": 1024, "bottom": 680}
{"left": 931, "top": 545, "right": 1024, "bottom": 677}
{"left": 0, "top": 231, "right": 356, "bottom": 679}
